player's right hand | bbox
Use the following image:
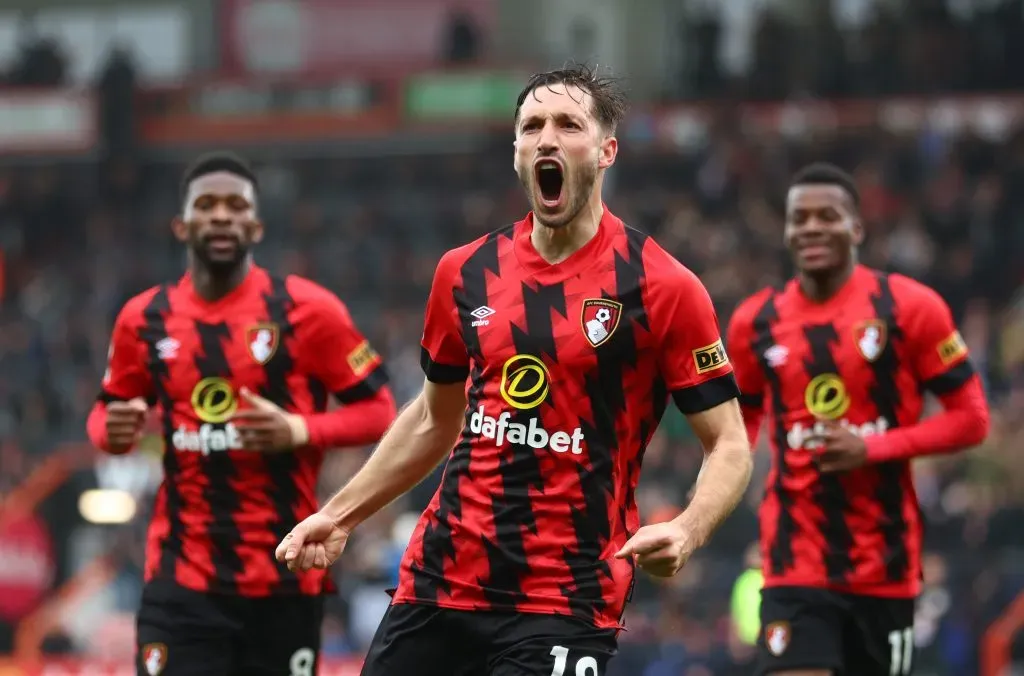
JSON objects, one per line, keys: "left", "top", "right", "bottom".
{"left": 275, "top": 511, "right": 349, "bottom": 572}
{"left": 105, "top": 397, "right": 148, "bottom": 453}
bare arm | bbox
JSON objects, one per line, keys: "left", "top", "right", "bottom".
{"left": 674, "top": 397, "right": 753, "bottom": 547}
{"left": 322, "top": 378, "right": 467, "bottom": 532}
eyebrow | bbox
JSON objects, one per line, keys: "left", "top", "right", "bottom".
{"left": 519, "top": 110, "right": 586, "bottom": 127}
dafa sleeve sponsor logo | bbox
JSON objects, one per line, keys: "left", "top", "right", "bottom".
{"left": 171, "top": 377, "right": 244, "bottom": 454}
{"left": 692, "top": 339, "right": 729, "bottom": 375}
{"left": 786, "top": 373, "right": 889, "bottom": 449}
{"left": 937, "top": 330, "right": 968, "bottom": 365}
{"left": 468, "top": 354, "right": 586, "bottom": 455}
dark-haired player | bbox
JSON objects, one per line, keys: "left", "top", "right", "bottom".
{"left": 87, "top": 152, "right": 397, "bottom": 676}
{"left": 276, "top": 64, "right": 754, "bottom": 675}
{"left": 727, "top": 163, "right": 990, "bottom": 676}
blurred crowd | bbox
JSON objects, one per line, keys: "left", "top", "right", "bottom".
{"left": 2, "top": 1, "right": 1024, "bottom": 674}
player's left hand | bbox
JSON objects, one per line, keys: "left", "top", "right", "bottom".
{"left": 231, "top": 387, "right": 310, "bottom": 452}
{"left": 613, "top": 521, "right": 696, "bottom": 578}
{"left": 807, "top": 419, "right": 867, "bottom": 473}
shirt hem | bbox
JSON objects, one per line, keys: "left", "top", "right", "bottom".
{"left": 762, "top": 576, "right": 919, "bottom": 599}
{"left": 390, "top": 592, "right": 625, "bottom": 631}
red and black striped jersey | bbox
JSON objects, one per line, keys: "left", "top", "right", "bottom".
{"left": 99, "top": 265, "right": 387, "bottom": 597}
{"left": 727, "top": 265, "right": 974, "bottom": 598}
{"left": 395, "top": 207, "right": 739, "bottom": 629}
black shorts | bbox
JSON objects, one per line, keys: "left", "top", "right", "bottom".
{"left": 756, "top": 586, "right": 915, "bottom": 676}
{"left": 135, "top": 581, "right": 323, "bottom": 676}
{"left": 361, "top": 602, "right": 618, "bottom": 676}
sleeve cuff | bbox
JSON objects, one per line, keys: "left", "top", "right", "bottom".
{"left": 922, "top": 360, "right": 975, "bottom": 395}
{"left": 739, "top": 392, "right": 763, "bottom": 408}
{"left": 671, "top": 373, "right": 741, "bottom": 415}
{"left": 420, "top": 346, "right": 470, "bottom": 384}
{"left": 334, "top": 364, "right": 390, "bottom": 404}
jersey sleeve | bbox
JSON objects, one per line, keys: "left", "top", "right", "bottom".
{"left": 300, "top": 294, "right": 389, "bottom": 404}
{"left": 725, "top": 296, "right": 768, "bottom": 409}
{"left": 420, "top": 251, "right": 470, "bottom": 384}
{"left": 650, "top": 263, "right": 740, "bottom": 414}
{"left": 898, "top": 280, "right": 975, "bottom": 395}
{"left": 98, "top": 303, "right": 152, "bottom": 403}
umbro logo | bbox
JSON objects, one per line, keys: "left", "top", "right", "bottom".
{"left": 156, "top": 337, "right": 180, "bottom": 361}
{"left": 471, "top": 306, "right": 495, "bottom": 327}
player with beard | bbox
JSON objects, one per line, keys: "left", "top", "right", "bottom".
{"left": 726, "top": 163, "right": 990, "bottom": 676}
{"left": 275, "top": 65, "right": 754, "bottom": 675}
{"left": 87, "top": 152, "right": 397, "bottom": 676}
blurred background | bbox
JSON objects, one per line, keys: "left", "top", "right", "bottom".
{"left": 0, "top": 0, "right": 1023, "bottom": 674}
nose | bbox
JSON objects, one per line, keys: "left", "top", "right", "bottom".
{"left": 208, "top": 201, "right": 234, "bottom": 226}
{"left": 537, "top": 120, "right": 559, "bottom": 154}
{"left": 798, "top": 215, "right": 828, "bottom": 235}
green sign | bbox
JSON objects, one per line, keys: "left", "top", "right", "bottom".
{"left": 404, "top": 72, "right": 525, "bottom": 120}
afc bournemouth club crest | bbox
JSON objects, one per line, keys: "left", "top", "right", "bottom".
{"left": 142, "top": 642, "right": 167, "bottom": 675}
{"left": 581, "top": 298, "right": 623, "bottom": 348}
{"left": 854, "top": 319, "right": 887, "bottom": 362}
{"left": 765, "top": 621, "right": 790, "bottom": 656}
{"left": 246, "top": 323, "right": 279, "bottom": 365}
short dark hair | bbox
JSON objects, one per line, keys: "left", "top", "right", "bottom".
{"left": 790, "top": 162, "right": 860, "bottom": 208}
{"left": 514, "top": 62, "right": 629, "bottom": 133}
{"left": 180, "top": 151, "right": 258, "bottom": 204}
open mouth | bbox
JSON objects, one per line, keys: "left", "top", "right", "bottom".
{"left": 534, "top": 160, "right": 564, "bottom": 207}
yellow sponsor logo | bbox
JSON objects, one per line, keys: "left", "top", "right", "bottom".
{"left": 346, "top": 340, "right": 379, "bottom": 376}
{"left": 937, "top": 330, "right": 967, "bottom": 365}
{"left": 693, "top": 339, "right": 729, "bottom": 375}
{"left": 804, "top": 373, "right": 850, "bottom": 420}
{"left": 499, "top": 354, "right": 550, "bottom": 410}
{"left": 190, "top": 377, "right": 237, "bottom": 424}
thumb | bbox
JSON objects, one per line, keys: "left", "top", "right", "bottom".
{"left": 126, "top": 397, "right": 148, "bottom": 414}
{"left": 240, "top": 387, "right": 277, "bottom": 411}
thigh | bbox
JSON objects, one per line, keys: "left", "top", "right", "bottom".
{"left": 135, "top": 584, "right": 239, "bottom": 676}
{"left": 238, "top": 594, "right": 324, "bottom": 676}
{"left": 361, "top": 603, "right": 482, "bottom": 676}
{"left": 843, "top": 595, "right": 916, "bottom": 676}
{"left": 486, "top": 613, "right": 618, "bottom": 676}
{"left": 755, "top": 587, "right": 845, "bottom": 675}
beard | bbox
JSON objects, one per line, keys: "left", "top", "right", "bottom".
{"left": 518, "top": 158, "right": 598, "bottom": 230}
{"left": 189, "top": 232, "right": 250, "bottom": 275}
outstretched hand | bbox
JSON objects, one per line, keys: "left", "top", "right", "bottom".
{"left": 275, "top": 512, "right": 350, "bottom": 572}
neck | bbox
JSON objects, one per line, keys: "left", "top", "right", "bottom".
{"left": 798, "top": 259, "right": 856, "bottom": 302}
{"left": 190, "top": 258, "right": 251, "bottom": 301}
{"left": 531, "top": 189, "right": 605, "bottom": 265}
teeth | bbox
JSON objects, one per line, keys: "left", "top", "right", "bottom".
{"left": 537, "top": 162, "right": 559, "bottom": 171}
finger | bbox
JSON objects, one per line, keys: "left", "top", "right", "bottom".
{"left": 297, "top": 543, "right": 318, "bottom": 572}
{"left": 275, "top": 532, "right": 294, "bottom": 562}
{"left": 230, "top": 410, "right": 274, "bottom": 424}
{"left": 240, "top": 387, "right": 276, "bottom": 411}
{"left": 107, "top": 422, "right": 142, "bottom": 433}
{"left": 615, "top": 535, "right": 664, "bottom": 559}
{"left": 282, "top": 528, "right": 305, "bottom": 563}
{"left": 313, "top": 543, "right": 327, "bottom": 569}
{"left": 126, "top": 397, "right": 148, "bottom": 413}
{"left": 636, "top": 547, "right": 677, "bottom": 566}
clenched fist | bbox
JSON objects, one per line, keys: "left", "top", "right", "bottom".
{"left": 614, "top": 521, "right": 697, "bottom": 578}
{"left": 275, "top": 511, "right": 349, "bottom": 573}
{"left": 105, "top": 397, "right": 148, "bottom": 454}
